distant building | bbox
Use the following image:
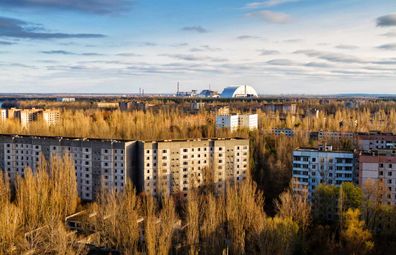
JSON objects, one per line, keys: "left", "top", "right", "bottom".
{"left": 359, "top": 151, "right": 396, "bottom": 205}
{"left": 272, "top": 128, "right": 294, "bottom": 137}
{"left": 191, "top": 101, "right": 205, "bottom": 111}
{"left": 57, "top": 97, "right": 76, "bottom": 102}
{"left": 96, "top": 102, "right": 119, "bottom": 109}
{"left": 17, "top": 109, "right": 43, "bottom": 127}
{"left": 220, "top": 85, "right": 258, "bottom": 98}
{"left": 43, "top": 110, "right": 61, "bottom": 126}
{"left": 199, "top": 90, "right": 219, "bottom": 98}
{"left": 138, "top": 138, "right": 249, "bottom": 197}
{"left": 317, "top": 131, "right": 355, "bottom": 141}
{"left": 262, "top": 103, "right": 297, "bottom": 114}
{"left": 357, "top": 131, "right": 396, "bottom": 151}
{"left": 216, "top": 114, "right": 258, "bottom": 132}
{"left": 176, "top": 90, "right": 198, "bottom": 97}
{"left": 0, "top": 109, "right": 7, "bottom": 122}
{"left": 292, "top": 145, "right": 355, "bottom": 200}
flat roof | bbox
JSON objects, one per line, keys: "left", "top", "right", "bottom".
{"left": 141, "top": 137, "right": 249, "bottom": 143}
{"left": 0, "top": 133, "right": 133, "bottom": 143}
{"left": 294, "top": 147, "right": 354, "bottom": 153}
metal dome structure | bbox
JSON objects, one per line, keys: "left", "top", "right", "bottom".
{"left": 220, "top": 85, "right": 258, "bottom": 98}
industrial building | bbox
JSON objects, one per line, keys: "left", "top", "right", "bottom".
{"left": 292, "top": 145, "right": 355, "bottom": 200}
{"left": 220, "top": 85, "right": 258, "bottom": 98}
{"left": 216, "top": 114, "right": 258, "bottom": 132}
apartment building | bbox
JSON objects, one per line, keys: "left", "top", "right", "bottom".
{"left": 138, "top": 138, "right": 250, "bottom": 197}
{"left": 0, "top": 135, "right": 137, "bottom": 201}
{"left": 57, "top": 97, "right": 76, "bottom": 102}
{"left": 292, "top": 145, "right": 355, "bottom": 199}
{"left": 14, "top": 108, "right": 43, "bottom": 127}
{"left": 317, "top": 131, "right": 355, "bottom": 141}
{"left": 272, "top": 128, "right": 294, "bottom": 137}
{"left": 43, "top": 110, "right": 61, "bottom": 126}
{"left": 359, "top": 151, "right": 396, "bottom": 205}
{"left": 262, "top": 103, "right": 297, "bottom": 114}
{"left": 216, "top": 114, "right": 258, "bottom": 131}
{"left": 0, "top": 109, "right": 7, "bottom": 122}
{"left": 357, "top": 131, "right": 396, "bottom": 151}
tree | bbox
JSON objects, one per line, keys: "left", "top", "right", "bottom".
{"left": 341, "top": 208, "right": 374, "bottom": 255}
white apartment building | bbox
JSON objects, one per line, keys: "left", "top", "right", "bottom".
{"left": 138, "top": 138, "right": 250, "bottom": 197}
{"left": 216, "top": 114, "right": 258, "bottom": 132}
{"left": 292, "top": 145, "right": 355, "bottom": 200}
{"left": 43, "top": 110, "right": 61, "bottom": 126}
{"left": 0, "top": 109, "right": 7, "bottom": 122}
{"left": 359, "top": 152, "right": 396, "bottom": 205}
{"left": 216, "top": 115, "right": 239, "bottom": 131}
{"left": 0, "top": 135, "right": 137, "bottom": 201}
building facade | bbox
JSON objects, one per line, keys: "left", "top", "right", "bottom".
{"left": 216, "top": 114, "right": 258, "bottom": 132}
{"left": 0, "top": 135, "right": 137, "bottom": 201}
{"left": 272, "top": 128, "right": 294, "bottom": 137}
{"left": 43, "top": 110, "right": 61, "bottom": 126}
{"left": 292, "top": 146, "right": 355, "bottom": 199}
{"left": 0, "top": 109, "right": 7, "bottom": 122}
{"left": 359, "top": 152, "right": 396, "bottom": 205}
{"left": 357, "top": 131, "right": 396, "bottom": 151}
{"left": 138, "top": 138, "right": 249, "bottom": 197}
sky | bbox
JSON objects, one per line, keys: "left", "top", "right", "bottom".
{"left": 0, "top": 0, "right": 396, "bottom": 94}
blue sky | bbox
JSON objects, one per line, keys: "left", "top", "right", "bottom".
{"left": 0, "top": 0, "right": 396, "bottom": 94}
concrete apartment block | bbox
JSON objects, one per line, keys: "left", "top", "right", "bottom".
{"left": 0, "top": 109, "right": 7, "bottom": 122}
{"left": 357, "top": 131, "right": 396, "bottom": 151}
{"left": 138, "top": 138, "right": 250, "bottom": 197}
{"left": 43, "top": 110, "right": 61, "bottom": 126}
{"left": 292, "top": 145, "right": 355, "bottom": 200}
{"left": 0, "top": 135, "right": 137, "bottom": 201}
{"left": 216, "top": 114, "right": 258, "bottom": 132}
{"left": 359, "top": 152, "right": 396, "bottom": 205}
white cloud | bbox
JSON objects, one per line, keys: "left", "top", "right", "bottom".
{"left": 245, "top": 0, "right": 298, "bottom": 9}
{"left": 247, "top": 10, "right": 291, "bottom": 24}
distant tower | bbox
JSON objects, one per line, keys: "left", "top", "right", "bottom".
{"left": 177, "top": 82, "right": 180, "bottom": 94}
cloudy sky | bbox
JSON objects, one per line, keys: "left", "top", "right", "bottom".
{"left": 0, "top": 0, "right": 396, "bottom": 94}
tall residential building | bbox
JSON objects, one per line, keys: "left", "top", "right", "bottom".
{"left": 216, "top": 115, "right": 239, "bottom": 131}
{"left": 43, "top": 110, "right": 61, "bottom": 126}
{"left": 359, "top": 151, "right": 396, "bottom": 205}
{"left": 216, "top": 114, "right": 258, "bottom": 132}
{"left": 0, "top": 135, "right": 137, "bottom": 201}
{"left": 137, "top": 138, "right": 250, "bottom": 197}
{"left": 0, "top": 135, "right": 249, "bottom": 201}
{"left": 0, "top": 109, "right": 7, "bottom": 122}
{"left": 292, "top": 145, "right": 355, "bottom": 199}
{"left": 16, "top": 108, "right": 43, "bottom": 127}
{"left": 357, "top": 131, "right": 396, "bottom": 151}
